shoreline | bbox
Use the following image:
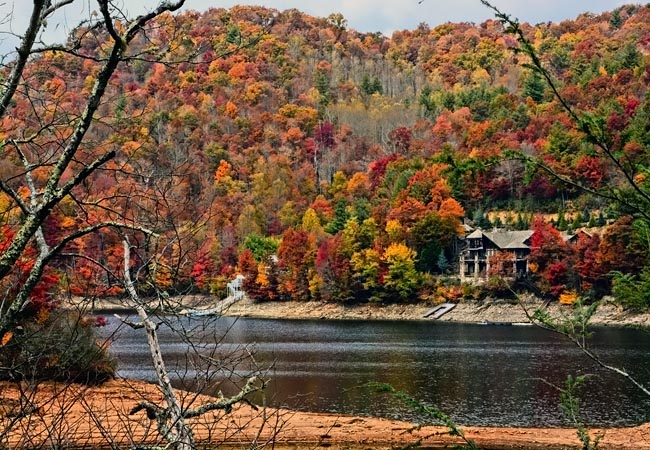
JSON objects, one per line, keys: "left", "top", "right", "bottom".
{"left": 223, "top": 296, "right": 650, "bottom": 327}
{"left": 48, "top": 297, "right": 650, "bottom": 449}
{"left": 80, "top": 294, "right": 650, "bottom": 327}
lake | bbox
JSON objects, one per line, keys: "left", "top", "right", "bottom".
{"left": 98, "top": 315, "right": 650, "bottom": 427}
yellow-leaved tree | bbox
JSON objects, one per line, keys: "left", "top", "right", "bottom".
{"left": 382, "top": 243, "right": 420, "bottom": 300}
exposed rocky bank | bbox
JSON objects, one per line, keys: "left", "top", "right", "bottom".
{"left": 82, "top": 294, "right": 650, "bottom": 327}
{"left": 185, "top": 295, "right": 650, "bottom": 327}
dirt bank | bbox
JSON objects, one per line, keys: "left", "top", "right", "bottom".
{"left": 1, "top": 378, "right": 648, "bottom": 450}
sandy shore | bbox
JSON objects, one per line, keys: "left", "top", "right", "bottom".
{"left": 1, "top": 378, "right": 649, "bottom": 450}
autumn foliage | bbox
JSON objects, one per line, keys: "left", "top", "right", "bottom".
{"left": 2, "top": 4, "right": 650, "bottom": 308}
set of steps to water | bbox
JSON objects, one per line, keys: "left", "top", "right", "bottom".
{"left": 182, "top": 274, "right": 246, "bottom": 317}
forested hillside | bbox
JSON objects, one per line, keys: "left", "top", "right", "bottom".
{"left": 3, "top": 4, "right": 650, "bottom": 307}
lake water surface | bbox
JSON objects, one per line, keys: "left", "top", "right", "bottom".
{"left": 99, "top": 316, "right": 650, "bottom": 427}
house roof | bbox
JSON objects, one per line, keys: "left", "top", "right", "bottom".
{"left": 483, "top": 229, "right": 534, "bottom": 250}
{"left": 561, "top": 229, "right": 592, "bottom": 242}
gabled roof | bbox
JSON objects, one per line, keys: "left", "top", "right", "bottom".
{"left": 483, "top": 229, "right": 534, "bottom": 250}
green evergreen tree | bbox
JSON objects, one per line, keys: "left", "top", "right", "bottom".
{"left": 325, "top": 200, "right": 349, "bottom": 234}
{"left": 571, "top": 214, "right": 582, "bottom": 230}
{"left": 609, "top": 9, "right": 623, "bottom": 30}
{"left": 315, "top": 69, "right": 331, "bottom": 117}
{"left": 371, "top": 77, "right": 383, "bottom": 95}
{"left": 612, "top": 269, "right": 650, "bottom": 310}
{"left": 225, "top": 24, "right": 241, "bottom": 44}
{"left": 353, "top": 198, "right": 371, "bottom": 222}
{"left": 557, "top": 209, "right": 568, "bottom": 231}
{"left": 360, "top": 74, "right": 383, "bottom": 96}
{"left": 513, "top": 103, "right": 530, "bottom": 129}
{"left": 588, "top": 214, "right": 597, "bottom": 228}
{"left": 523, "top": 70, "right": 545, "bottom": 103}
{"left": 441, "top": 91, "right": 456, "bottom": 110}
{"left": 417, "top": 243, "right": 441, "bottom": 273}
{"left": 474, "top": 207, "right": 492, "bottom": 229}
{"left": 419, "top": 85, "right": 437, "bottom": 118}
{"left": 360, "top": 74, "right": 373, "bottom": 96}
{"left": 619, "top": 43, "right": 642, "bottom": 70}
{"left": 515, "top": 212, "right": 529, "bottom": 230}
{"left": 437, "top": 251, "right": 449, "bottom": 274}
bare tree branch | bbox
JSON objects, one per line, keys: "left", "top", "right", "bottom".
{"left": 97, "top": 0, "right": 125, "bottom": 49}
{"left": 0, "top": 221, "right": 156, "bottom": 335}
{"left": 0, "top": 0, "right": 47, "bottom": 118}
{"left": 183, "top": 376, "right": 263, "bottom": 418}
{"left": 515, "top": 292, "right": 650, "bottom": 397}
{"left": 42, "top": 0, "right": 76, "bottom": 17}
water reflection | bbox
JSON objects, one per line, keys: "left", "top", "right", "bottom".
{"left": 98, "top": 316, "right": 650, "bottom": 427}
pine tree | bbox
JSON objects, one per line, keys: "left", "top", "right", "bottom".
{"left": 523, "top": 70, "right": 545, "bottom": 103}
{"left": 419, "top": 86, "right": 437, "bottom": 118}
{"left": 515, "top": 212, "right": 529, "bottom": 230}
{"left": 557, "top": 209, "right": 568, "bottom": 231}
{"left": 571, "top": 214, "right": 582, "bottom": 230}
{"left": 609, "top": 9, "right": 623, "bottom": 30}
{"left": 325, "top": 200, "right": 349, "bottom": 234}
{"left": 588, "top": 214, "right": 597, "bottom": 228}
{"left": 437, "top": 251, "right": 449, "bottom": 274}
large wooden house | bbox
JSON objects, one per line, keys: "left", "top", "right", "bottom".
{"left": 459, "top": 229, "right": 534, "bottom": 282}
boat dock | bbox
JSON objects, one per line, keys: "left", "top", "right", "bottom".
{"left": 423, "top": 302, "right": 456, "bottom": 319}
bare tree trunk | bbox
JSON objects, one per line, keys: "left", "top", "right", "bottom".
{"left": 121, "top": 239, "right": 195, "bottom": 450}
